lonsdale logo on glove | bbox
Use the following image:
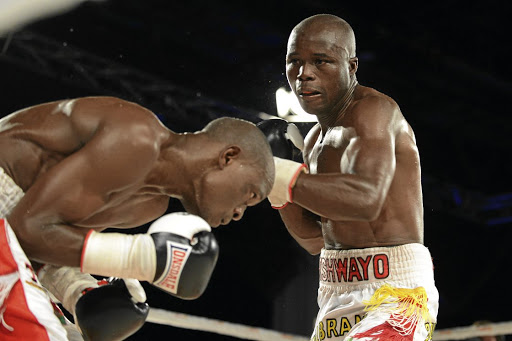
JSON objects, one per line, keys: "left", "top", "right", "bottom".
{"left": 81, "top": 212, "right": 219, "bottom": 300}
{"left": 153, "top": 241, "right": 191, "bottom": 294}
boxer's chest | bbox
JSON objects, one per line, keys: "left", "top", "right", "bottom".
{"left": 308, "top": 126, "right": 357, "bottom": 174}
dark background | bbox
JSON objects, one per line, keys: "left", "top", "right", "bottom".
{"left": 1, "top": 0, "right": 510, "bottom": 339}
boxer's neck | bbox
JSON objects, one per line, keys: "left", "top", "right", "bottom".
{"left": 151, "top": 133, "right": 219, "bottom": 198}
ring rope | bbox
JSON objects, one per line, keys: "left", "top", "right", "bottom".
{"left": 147, "top": 308, "right": 309, "bottom": 341}
{"left": 432, "top": 320, "right": 512, "bottom": 340}
{"left": 147, "top": 308, "right": 512, "bottom": 341}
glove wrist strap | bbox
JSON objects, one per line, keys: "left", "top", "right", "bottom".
{"left": 271, "top": 163, "right": 308, "bottom": 209}
{"left": 38, "top": 265, "right": 99, "bottom": 316}
{"left": 81, "top": 230, "right": 156, "bottom": 282}
{"left": 287, "top": 163, "right": 308, "bottom": 203}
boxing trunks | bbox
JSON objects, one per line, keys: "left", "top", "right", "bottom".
{"left": 0, "top": 167, "right": 69, "bottom": 340}
{"left": 312, "top": 243, "right": 439, "bottom": 341}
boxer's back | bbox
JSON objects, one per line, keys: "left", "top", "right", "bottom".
{"left": 0, "top": 99, "right": 84, "bottom": 190}
{"left": 0, "top": 97, "right": 163, "bottom": 191}
{"left": 0, "top": 97, "right": 172, "bottom": 229}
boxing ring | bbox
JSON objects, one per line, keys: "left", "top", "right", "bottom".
{"left": 144, "top": 307, "right": 512, "bottom": 340}
{"left": 2, "top": 2, "right": 510, "bottom": 341}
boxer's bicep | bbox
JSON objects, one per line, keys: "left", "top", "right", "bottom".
{"left": 343, "top": 135, "right": 396, "bottom": 195}
{"left": 343, "top": 98, "right": 398, "bottom": 210}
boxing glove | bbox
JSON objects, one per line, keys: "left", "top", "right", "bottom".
{"left": 38, "top": 265, "right": 148, "bottom": 341}
{"left": 75, "top": 278, "right": 149, "bottom": 341}
{"left": 256, "top": 118, "right": 304, "bottom": 159}
{"left": 81, "top": 212, "right": 219, "bottom": 300}
{"left": 257, "top": 118, "right": 308, "bottom": 208}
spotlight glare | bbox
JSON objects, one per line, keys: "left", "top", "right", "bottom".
{"left": 274, "top": 87, "right": 317, "bottom": 122}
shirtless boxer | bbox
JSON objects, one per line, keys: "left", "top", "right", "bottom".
{"left": 259, "top": 14, "right": 439, "bottom": 340}
{"left": 0, "top": 96, "right": 274, "bottom": 340}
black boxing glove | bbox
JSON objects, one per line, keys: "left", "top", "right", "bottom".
{"left": 75, "top": 278, "right": 149, "bottom": 341}
{"left": 148, "top": 213, "right": 219, "bottom": 299}
{"left": 81, "top": 212, "right": 219, "bottom": 300}
{"left": 257, "top": 118, "right": 308, "bottom": 209}
{"left": 38, "top": 265, "right": 148, "bottom": 341}
{"left": 256, "top": 118, "right": 304, "bottom": 159}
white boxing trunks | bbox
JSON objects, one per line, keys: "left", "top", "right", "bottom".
{"left": 0, "top": 167, "right": 69, "bottom": 340}
{"left": 312, "top": 243, "right": 439, "bottom": 341}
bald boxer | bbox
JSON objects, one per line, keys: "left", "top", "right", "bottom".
{"left": 0, "top": 96, "right": 274, "bottom": 340}
{"left": 261, "top": 14, "right": 439, "bottom": 340}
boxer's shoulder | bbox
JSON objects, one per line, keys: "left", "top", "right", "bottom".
{"left": 350, "top": 86, "right": 400, "bottom": 123}
{"left": 68, "top": 97, "right": 168, "bottom": 152}
{"left": 72, "top": 96, "right": 161, "bottom": 127}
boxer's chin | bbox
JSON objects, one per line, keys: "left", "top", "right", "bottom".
{"left": 180, "top": 197, "right": 224, "bottom": 228}
{"left": 180, "top": 200, "right": 201, "bottom": 220}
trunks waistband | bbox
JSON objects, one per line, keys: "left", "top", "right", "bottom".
{"left": 319, "top": 243, "right": 434, "bottom": 289}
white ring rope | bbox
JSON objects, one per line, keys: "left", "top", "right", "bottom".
{"left": 147, "top": 308, "right": 512, "bottom": 341}
{"left": 432, "top": 320, "right": 512, "bottom": 340}
{"left": 147, "top": 308, "right": 309, "bottom": 341}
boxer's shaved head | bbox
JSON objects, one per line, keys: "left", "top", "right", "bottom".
{"left": 289, "top": 14, "right": 356, "bottom": 58}
{"left": 203, "top": 117, "right": 274, "bottom": 185}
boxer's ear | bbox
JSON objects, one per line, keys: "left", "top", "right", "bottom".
{"left": 219, "top": 146, "right": 241, "bottom": 169}
{"left": 349, "top": 57, "right": 358, "bottom": 75}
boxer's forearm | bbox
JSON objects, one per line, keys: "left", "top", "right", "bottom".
{"left": 8, "top": 214, "right": 87, "bottom": 267}
{"left": 278, "top": 203, "right": 324, "bottom": 255}
{"left": 292, "top": 173, "right": 386, "bottom": 222}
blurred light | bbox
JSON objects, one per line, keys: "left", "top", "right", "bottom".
{"left": 0, "top": 0, "right": 95, "bottom": 36}
{"left": 275, "top": 87, "right": 317, "bottom": 122}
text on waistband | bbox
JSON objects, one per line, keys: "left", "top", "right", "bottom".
{"left": 320, "top": 253, "right": 389, "bottom": 283}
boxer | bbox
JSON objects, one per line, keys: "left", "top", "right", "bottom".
{"left": 259, "top": 14, "right": 439, "bottom": 341}
{"left": 0, "top": 96, "right": 274, "bottom": 340}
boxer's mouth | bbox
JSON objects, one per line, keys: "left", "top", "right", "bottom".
{"left": 299, "top": 89, "right": 321, "bottom": 97}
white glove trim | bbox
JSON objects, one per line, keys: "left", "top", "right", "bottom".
{"left": 287, "top": 163, "right": 307, "bottom": 202}
{"left": 123, "top": 278, "right": 147, "bottom": 303}
{"left": 285, "top": 123, "right": 304, "bottom": 151}
{"left": 38, "top": 265, "right": 99, "bottom": 316}
{"left": 147, "top": 213, "right": 211, "bottom": 241}
{"left": 270, "top": 157, "right": 308, "bottom": 209}
{"left": 272, "top": 163, "right": 307, "bottom": 209}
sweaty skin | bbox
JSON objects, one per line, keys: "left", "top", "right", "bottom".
{"left": 278, "top": 14, "right": 423, "bottom": 254}
{"left": 0, "top": 96, "right": 271, "bottom": 266}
